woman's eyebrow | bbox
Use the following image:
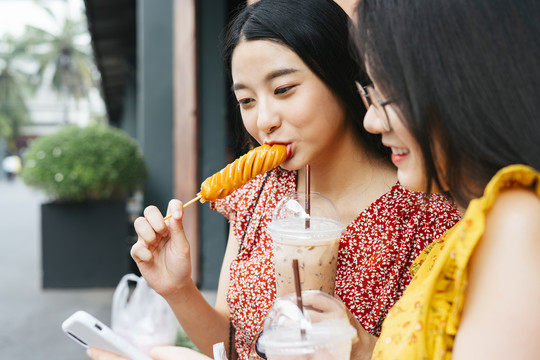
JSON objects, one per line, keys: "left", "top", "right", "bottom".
{"left": 265, "top": 68, "right": 298, "bottom": 82}
{"left": 232, "top": 68, "right": 298, "bottom": 91}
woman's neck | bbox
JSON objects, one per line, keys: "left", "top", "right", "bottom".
{"left": 296, "top": 133, "right": 396, "bottom": 225}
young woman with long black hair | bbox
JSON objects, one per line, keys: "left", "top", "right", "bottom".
{"left": 353, "top": 0, "right": 540, "bottom": 357}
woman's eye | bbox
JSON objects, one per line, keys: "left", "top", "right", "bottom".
{"left": 274, "top": 85, "right": 295, "bottom": 95}
{"left": 238, "top": 98, "right": 254, "bottom": 106}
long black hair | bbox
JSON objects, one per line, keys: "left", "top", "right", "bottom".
{"left": 223, "top": 0, "right": 389, "bottom": 160}
{"left": 354, "top": 0, "right": 540, "bottom": 206}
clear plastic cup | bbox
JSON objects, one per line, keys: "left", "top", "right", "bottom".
{"left": 268, "top": 192, "right": 344, "bottom": 298}
{"left": 258, "top": 290, "right": 357, "bottom": 360}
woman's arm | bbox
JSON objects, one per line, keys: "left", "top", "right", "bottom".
{"left": 452, "top": 188, "right": 540, "bottom": 359}
{"left": 88, "top": 216, "right": 238, "bottom": 360}
{"left": 164, "top": 224, "right": 238, "bottom": 357}
{"left": 130, "top": 199, "right": 239, "bottom": 357}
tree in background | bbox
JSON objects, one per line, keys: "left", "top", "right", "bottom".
{"left": 22, "top": 6, "right": 97, "bottom": 123}
{"left": 0, "top": 35, "right": 34, "bottom": 152}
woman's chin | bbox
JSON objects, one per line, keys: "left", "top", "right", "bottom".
{"left": 397, "top": 171, "right": 426, "bottom": 193}
{"left": 279, "top": 157, "right": 305, "bottom": 172}
{"left": 399, "top": 175, "right": 447, "bottom": 195}
{"left": 279, "top": 163, "right": 298, "bottom": 172}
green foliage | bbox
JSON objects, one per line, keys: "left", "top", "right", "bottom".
{"left": 175, "top": 330, "right": 199, "bottom": 351}
{"left": 0, "top": 35, "right": 33, "bottom": 151}
{"left": 21, "top": 125, "right": 147, "bottom": 202}
{"left": 22, "top": 6, "right": 96, "bottom": 101}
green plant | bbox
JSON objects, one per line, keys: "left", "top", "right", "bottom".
{"left": 21, "top": 125, "right": 147, "bottom": 202}
{"left": 175, "top": 330, "right": 199, "bottom": 351}
{"left": 0, "top": 35, "right": 33, "bottom": 151}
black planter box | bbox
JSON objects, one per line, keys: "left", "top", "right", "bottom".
{"left": 41, "top": 201, "right": 130, "bottom": 288}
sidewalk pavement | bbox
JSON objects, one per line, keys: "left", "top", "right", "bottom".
{"left": 0, "top": 178, "right": 216, "bottom": 359}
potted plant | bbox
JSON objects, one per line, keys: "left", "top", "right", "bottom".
{"left": 21, "top": 124, "right": 147, "bottom": 288}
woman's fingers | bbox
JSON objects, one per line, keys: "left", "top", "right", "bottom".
{"left": 86, "top": 348, "right": 129, "bottom": 360}
{"left": 131, "top": 200, "right": 190, "bottom": 266}
{"left": 144, "top": 205, "right": 169, "bottom": 237}
{"left": 166, "top": 200, "right": 185, "bottom": 235}
{"left": 166, "top": 199, "right": 183, "bottom": 218}
{"left": 150, "top": 346, "right": 212, "bottom": 360}
{"left": 131, "top": 240, "right": 153, "bottom": 263}
{"left": 134, "top": 216, "right": 158, "bottom": 243}
{"left": 134, "top": 205, "right": 170, "bottom": 251}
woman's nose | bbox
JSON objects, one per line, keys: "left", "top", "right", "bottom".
{"left": 257, "top": 103, "right": 281, "bottom": 134}
{"left": 363, "top": 106, "right": 386, "bottom": 135}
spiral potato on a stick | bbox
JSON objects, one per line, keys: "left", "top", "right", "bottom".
{"left": 200, "top": 144, "right": 287, "bottom": 202}
{"left": 166, "top": 144, "right": 288, "bottom": 215}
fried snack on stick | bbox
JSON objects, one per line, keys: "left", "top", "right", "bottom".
{"left": 201, "top": 144, "right": 287, "bottom": 201}
{"left": 165, "top": 144, "right": 288, "bottom": 217}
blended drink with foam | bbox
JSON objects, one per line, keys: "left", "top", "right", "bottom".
{"left": 269, "top": 192, "right": 344, "bottom": 298}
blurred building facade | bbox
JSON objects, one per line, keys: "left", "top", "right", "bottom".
{"left": 83, "top": 0, "right": 245, "bottom": 290}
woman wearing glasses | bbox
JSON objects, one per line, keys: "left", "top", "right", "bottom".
{"left": 352, "top": 0, "right": 540, "bottom": 358}
{"left": 87, "top": 1, "right": 460, "bottom": 359}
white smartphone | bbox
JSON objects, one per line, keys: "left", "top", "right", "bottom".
{"left": 62, "top": 310, "right": 152, "bottom": 360}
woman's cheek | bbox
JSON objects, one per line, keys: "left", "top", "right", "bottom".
{"left": 241, "top": 112, "right": 262, "bottom": 143}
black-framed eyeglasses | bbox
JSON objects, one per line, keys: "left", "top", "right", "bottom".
{"left": 355, "top": 81, "right": 392, "bottom": 131}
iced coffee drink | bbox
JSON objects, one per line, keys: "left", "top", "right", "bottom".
{"left": 269, "top": 192, "right": 344, "bottom": 298}
{"left": 273, "top": 225, "right": 340, "bottom": 297}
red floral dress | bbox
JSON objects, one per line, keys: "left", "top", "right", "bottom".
{"left": 211, "top": 168, "right": 461, "bottom": 360}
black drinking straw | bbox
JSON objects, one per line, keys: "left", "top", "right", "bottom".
{"left": 293, "top": 259, "right": 307, "bottom": 339}
{"left": 305, "top": 165, "right": 311, "bottom": 229}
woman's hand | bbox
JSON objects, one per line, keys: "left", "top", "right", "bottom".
{"left": 86, "top": 346, "right": 212, "bottom": 360}
{"left": 150, "top": 346, "right": 212, "bottom": 360}
{"left": 131, "top": 199, "right": 193, "bottom": 299}
{"left": 291, "top": 292, "right": 377, "bottom": 360}
{"left": 86, "top": 348, "right": 129, "bottom": 360}
{"left": 346, "top": 307, "right": 378, "bottom": 360}
{"left": 330, "top": 294, "right": 377, "bottom": 360}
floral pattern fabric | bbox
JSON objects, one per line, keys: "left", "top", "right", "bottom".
{"left": 372, "top": 164, "right": 540, "bottom": 360}
{"left": 211, "top": 167, "right": 461, "bottom": 360}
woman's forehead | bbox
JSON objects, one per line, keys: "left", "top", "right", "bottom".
{"left": 232, "top": 39, "right": 303, "bottom": 69}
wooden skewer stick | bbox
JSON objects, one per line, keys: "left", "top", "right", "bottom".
{"left": 163, "top": 194, "right": 202, "bottom": 220}
{"left": 183, "top": 194, "right": 203, "bottom": 207}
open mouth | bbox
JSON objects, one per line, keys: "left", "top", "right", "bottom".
{"left": 391, "top": 147, "right": 409, "bottom": 155}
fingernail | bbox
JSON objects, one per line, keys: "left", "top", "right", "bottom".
{"left": 173, "top": 211, "right": 182, "bottom": 219}
{"left": 86, "top": 348, "right": 93, "bottom": 357}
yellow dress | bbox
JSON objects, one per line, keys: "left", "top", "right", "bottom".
{"left": 371, "top": 164, "right": 540, "bottom": 360}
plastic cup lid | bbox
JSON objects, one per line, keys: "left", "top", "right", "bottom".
{"left": 258, "top": 291, "right": 357, "bottom": 354}
{"left": 268, "top": 192, "right": 344, "bottom": 241}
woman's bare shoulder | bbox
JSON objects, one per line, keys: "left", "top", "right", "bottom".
{"left": 487, "top": 187, "right": 540, "bottom": 237}
{"left": 452, "top": 187, "right": 540, "bottom": 359}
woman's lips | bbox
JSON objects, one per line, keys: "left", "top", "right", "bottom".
{"left": 390, "top": 147, "right": 409, "bottom": 164}
{"left": 286, "top": 144, "right": 293, "bottom": 159}
{"left": 391, "top": 153, "right": 408, "bottom": 164}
